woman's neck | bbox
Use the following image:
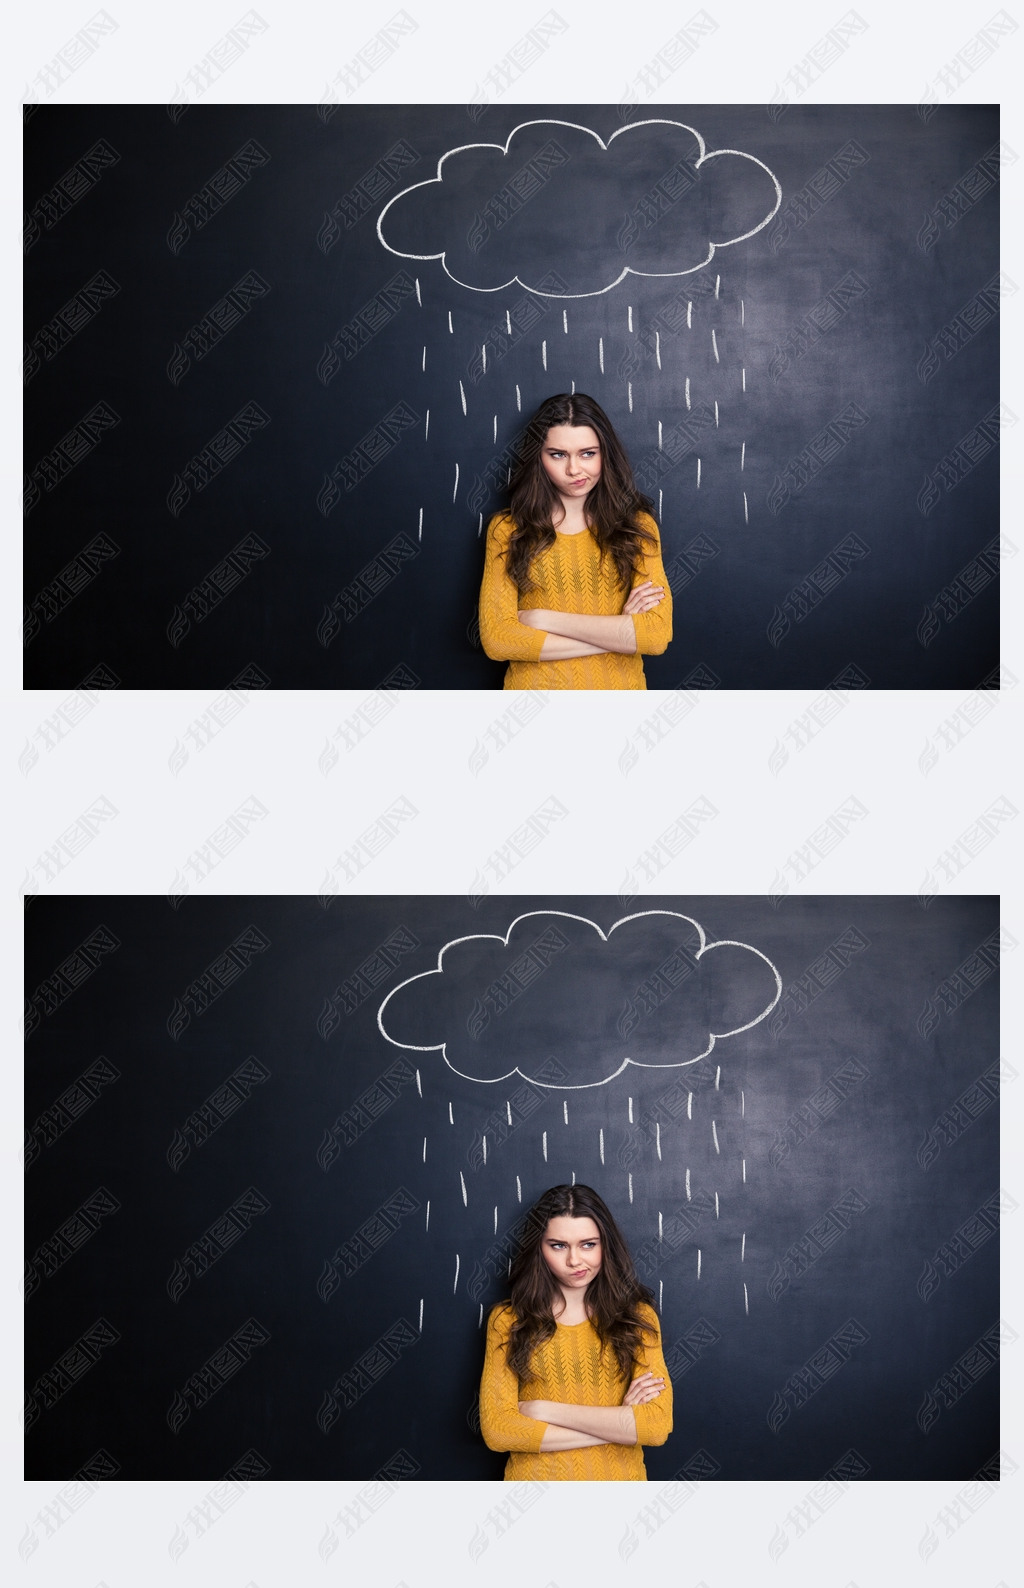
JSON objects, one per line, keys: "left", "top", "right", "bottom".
{"left": 554, "top": 1288, "right": 591, "bottom": 1323}
{"left": 552, "top": 501, "right": 590, "bottom": 534}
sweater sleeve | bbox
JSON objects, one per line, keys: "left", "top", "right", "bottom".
{"left": 631, "top": 1305, "right": 674, "bottom": 1447}
{"left": 478, "top": 1305, "right": 548, "bottom": 1454}
{"left": 629, "top": 514, "right": 673, "bottom": 657}
{"left": 478, "top": 515, "right": 547, "bottom": 664}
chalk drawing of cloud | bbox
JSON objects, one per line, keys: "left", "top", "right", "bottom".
{"left": 377, "top": 910, "right": 781, "bottom": 1088}
{"left": 376, "top": 119, "right": 782, "bottom": 299}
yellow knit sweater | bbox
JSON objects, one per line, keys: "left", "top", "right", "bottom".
{"left": 479, "top": 1302, "right": 673, "bottom": 1480}
{"left": 478, "top": 512, "right": 673, "bottom": 690}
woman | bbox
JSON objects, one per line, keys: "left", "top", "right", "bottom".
{"left": 478, "top": 1183, "right": 672, "bottom": 1480}
{"left": 478, "top": 393, "right": 673, "bottom": 689}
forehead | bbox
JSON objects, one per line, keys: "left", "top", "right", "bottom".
{"left": 543, "top": 424, "right": 601, "bottom": 451}
{"left": 543, "top": 1214, "right": 601, "bottom": 1242}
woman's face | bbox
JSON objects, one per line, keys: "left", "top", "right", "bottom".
{"left": 540, "top": 424, "right": 602, "bottom": 503}
{"left": 540, "top": 1214, "right": 603, "bottom": 1292}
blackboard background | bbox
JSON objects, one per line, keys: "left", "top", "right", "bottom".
{"left": 25, "top": 894, "right": 1000, "bottom": 1480}
{"left": 24, "top": 104, "right": 1000, "bottom": 689}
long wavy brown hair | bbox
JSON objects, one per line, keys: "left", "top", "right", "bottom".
{"left": 497, "top": 1183, "right": 657, "bottom": 1383}
{"left": 501, "top": 394, "right": 657, "bottom": 593}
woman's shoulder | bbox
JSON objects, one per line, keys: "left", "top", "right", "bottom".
{"left": 634, "top": 1300, "right": 662, "bottom": 1328}
{"left": 633, "top": 509, "right": 660, "bottom": 535}
{"left": 486, "top": 511, "right": 517, "bottom": 537}
{"left": 487, "top": 1300, "right": 516, "bottom": 1332}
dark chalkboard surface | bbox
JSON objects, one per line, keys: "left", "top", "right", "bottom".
{"left": 25, "top": 895, "right": 1001, "bottom": 1479}
{"left": 24, "top": 105, "right": 1000, "bottom": 687}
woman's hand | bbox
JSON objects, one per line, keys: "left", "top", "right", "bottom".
{"left": 622, "top": 581, "right": 664, "bottom": 615}
{"left": 622, "top": 1372, "right": 665, "bottom": 1406}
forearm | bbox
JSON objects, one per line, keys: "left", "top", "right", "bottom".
{"left": 538, "top": 1424, "right": 610, "bottom": 1451}
{"left": 524, "top": 610, "right": 637, "bottom": 655}
{"left": 528, "top": 1401, "right": 638, "bottom": 1445}
{"left": 537, "top": 631, "right": 609, "bottom": 660}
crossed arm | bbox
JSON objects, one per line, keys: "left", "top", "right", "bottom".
{"left": 520, "top": 1372, "right": 664, "bottom": 1450}
{"left": 518, "top": 582, "right": 664, "bottom": 659}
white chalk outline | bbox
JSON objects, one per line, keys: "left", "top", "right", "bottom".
{"left": 376, "top": 120, "right": 783, "bottom": 299}
{"left": 376, "top": 908, "right": 782, "bottom": 1089}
